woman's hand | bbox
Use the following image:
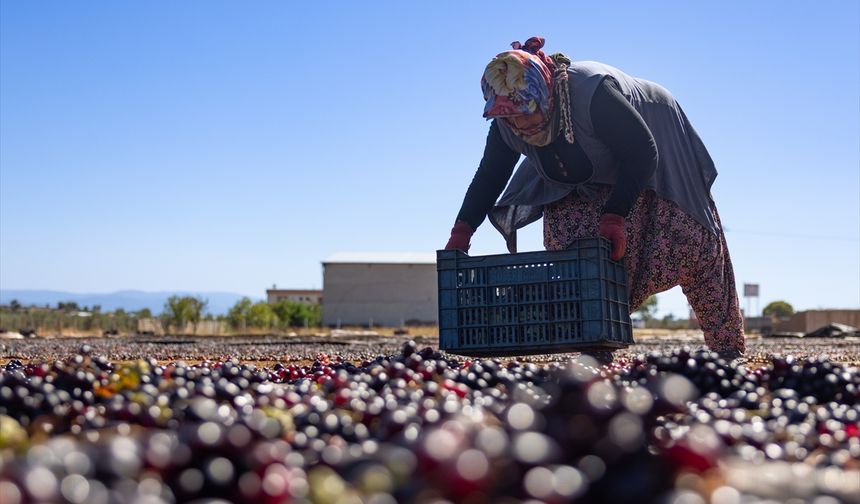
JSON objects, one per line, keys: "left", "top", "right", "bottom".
{"left": 598, "top": 213, "right": 626, "bottom": 261}
{"left": 445, "top": 220, "right": 474, "bottom": 253}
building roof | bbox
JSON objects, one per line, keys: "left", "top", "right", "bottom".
{"left": 266, "top": 289, "right": 322, "bottom": 295}
{"left": 323, "top": 252, "right": 437, "bottom": 265}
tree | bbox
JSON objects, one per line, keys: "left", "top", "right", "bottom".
{"left": 247, "top": 302, "right": 276, "bottom": 329}
{"left": 9, "top": 299, "right": 21, "bottom": 311}
{"left": 136, "top": 308, "right": 153, "bottom": 319}
{"left": 162, "top": 297, "right": 185, "bottom": 332}
{"left": 163, "top": 296, "right": 208, "bottom": 334}
{"left": 763, "top": 300, "right": 794, "bottom": 319}
{"left": 110, "top": 308, "right": 134, "bottom": 333}
{"left": 187, "top": 297, "right": 207, "bottom": 334}
{"left": 293, "top": 302, "right": 321, "bottom": 328}
{"left": 270, "top": 300, "right": 298, "bottom": 329}
{"left": 634, "top": 295, "right": 658, "bottom": 322}
{"left": 227, "top": 298, "right": 254, "bottom": 331}
{"left": 659, "top": 313, "right": 686, "bottom": 330}
{"left": 271, "top": 300, "right": 322, "bottom": 328}
{"left": 58, "top": 301, "right": 80, "bottom": 312}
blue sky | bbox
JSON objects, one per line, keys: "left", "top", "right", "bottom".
{"left": 1, "top": 1, "right": 858, "bottom": 317}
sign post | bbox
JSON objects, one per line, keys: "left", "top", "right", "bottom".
{"left": 743, "top": 283, "right": 760, "bottom": 317}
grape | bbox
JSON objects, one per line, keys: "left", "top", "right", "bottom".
{"left": 0, "top": 340, "right": 857, "bottom": 502}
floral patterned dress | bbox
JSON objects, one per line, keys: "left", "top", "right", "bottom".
{"left": 543, "top": 187, "right": 745, "bottom": 353}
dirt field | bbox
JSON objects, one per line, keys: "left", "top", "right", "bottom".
{"left": 2, "top": 331, "right": 858, "bottom": 366}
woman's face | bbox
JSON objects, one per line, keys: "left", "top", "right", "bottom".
{"left": 507, "top": 110, "right": 544, "bottom": 130}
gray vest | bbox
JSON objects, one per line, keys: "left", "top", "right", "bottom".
{"left": 490, "top": 61, "right": 719, "bottom": 252}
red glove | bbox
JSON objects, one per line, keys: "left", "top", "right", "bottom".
{"left": 445, "top": 220, "right": 474, "bottom": 252}
{"left": 598, "top": 213, "right": 626, "bottom": 261}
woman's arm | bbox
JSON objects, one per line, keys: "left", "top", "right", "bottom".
{"left": 591, "top": 78, "right": 658, "bottom": 216}
{"left": 454, "top": 120, "right": 521, "bottom": 230}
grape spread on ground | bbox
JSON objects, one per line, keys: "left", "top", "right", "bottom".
{"left": 0, "top": 337, "right": 858, "bottom": 503}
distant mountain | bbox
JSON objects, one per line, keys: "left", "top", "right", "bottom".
{"left": 0, "top": 289, "right": 262, "bottom": 315}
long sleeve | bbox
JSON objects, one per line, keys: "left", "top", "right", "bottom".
{"left": 455, "top": 120, "right": 521, "bottom": 230}
{"left": 591, "top": 78, "right": 658, "bottom": 216}
{"left": 455, "top": 78, "right": 657, "bottom": 230}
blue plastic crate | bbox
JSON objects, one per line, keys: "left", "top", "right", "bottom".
{"left": 437, "top": 238, "right": 633, "bottom": 356}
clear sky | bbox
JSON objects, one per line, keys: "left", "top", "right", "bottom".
{"left": 1, "top": 1, "right": 858, "bottom": 317}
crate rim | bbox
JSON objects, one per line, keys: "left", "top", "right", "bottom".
{"left": 436, "top": 237, "right": 615, "bottom": 264}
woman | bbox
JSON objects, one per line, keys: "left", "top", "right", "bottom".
{"left": 444, "top": 37, "right": 744, "bottom": 357}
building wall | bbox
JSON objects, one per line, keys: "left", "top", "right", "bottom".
{"left": 743, "top": 316, "right": 774, "bottom": 334}
{"left": 266, "top": 290, "right": 322, "bottom": 305}
{"left": 777, "top": 310, "right": 860, "bottom": 333}
{"left": 322, "top": 263, "right": 437, "bottom": 327}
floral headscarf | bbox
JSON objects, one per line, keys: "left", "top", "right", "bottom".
{"left": 481, "top": 49, "right": 553, "bottom": 118}
{"left": 481, "top": 37, "right": 575, "bottom": 146}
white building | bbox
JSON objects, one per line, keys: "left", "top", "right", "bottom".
{"left": 266, "top": 288, "right": 322, "bottom": 305}
{"left": 322, "top": 252, "right": 438, "bottom": 327}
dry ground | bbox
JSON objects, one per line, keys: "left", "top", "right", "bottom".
{"left": 2, "top": 330, "right": 858, "bottom": 367}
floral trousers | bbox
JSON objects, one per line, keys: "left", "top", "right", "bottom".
{"left": 543, "top": 188, "right": 745, "bottom": 353}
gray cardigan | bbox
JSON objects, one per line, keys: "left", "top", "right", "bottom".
{"left": 490, "top": 61, "right": 718, "bottom": 252}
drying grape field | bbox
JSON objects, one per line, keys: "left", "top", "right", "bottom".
{"left": 1, "top": 334, "right": 858, "bottom": 504}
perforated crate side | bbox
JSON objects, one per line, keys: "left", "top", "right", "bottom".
{"left": 437, "top": 240, "right": 633, "bottom": 356}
